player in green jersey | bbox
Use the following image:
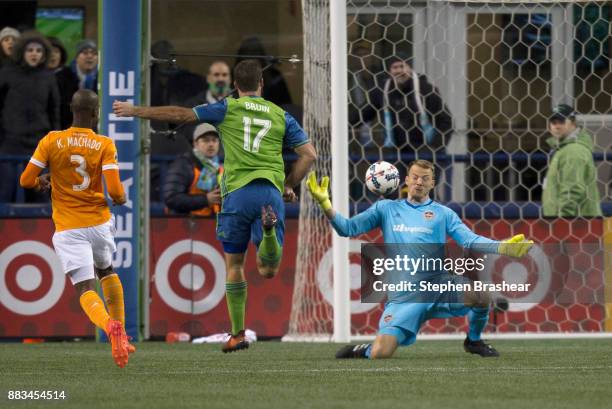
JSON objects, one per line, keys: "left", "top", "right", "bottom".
{"left": 113, "top": 60, "right": 316, "bottom": 352}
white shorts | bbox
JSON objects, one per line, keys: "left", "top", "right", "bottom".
{"left": 52, "top": 216, "right": 117, "bottom": 283}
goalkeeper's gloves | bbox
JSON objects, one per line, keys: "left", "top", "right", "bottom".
{"left": 498, "top": 234, "right": 534, "bottom": 258}
{"left": 307, "top": 171, "right": 332, "bottom": 212}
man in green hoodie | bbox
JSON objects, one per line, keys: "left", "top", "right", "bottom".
{"left": 542, "top": 104, "right": 602, "bottom": 217}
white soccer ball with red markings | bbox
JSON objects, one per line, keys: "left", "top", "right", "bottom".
{"left": 365, "top": 161, "right": 400, "bottom": 196}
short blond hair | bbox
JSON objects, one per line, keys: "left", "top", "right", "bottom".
{"left": 408, "top": 159, "right": 435, "bottom": 178}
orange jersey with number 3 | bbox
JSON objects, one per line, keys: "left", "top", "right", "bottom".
{"left": 29, "top": 127, "right": 120, "bottom": 231}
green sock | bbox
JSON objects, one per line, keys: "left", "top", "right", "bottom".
{"left": 225, "top": 281, "right": 247, "bottom": 335}
{"left": 257, "top": 227, "right": 283, "bottom": 266}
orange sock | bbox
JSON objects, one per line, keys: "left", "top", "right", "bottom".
{"left": 100, "top": 273, "right": 125, "bottom": 328}
{"left": 79, "top": 290, "right": 110, "bottom": 332}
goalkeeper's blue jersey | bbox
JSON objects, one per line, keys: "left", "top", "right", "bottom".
{"left": 331, "top": 198, "right": 501, "bottom": 302}
{"left": 331, "top": 198, "right": 499, "bottom": 249}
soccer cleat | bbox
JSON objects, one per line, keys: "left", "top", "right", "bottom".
{"left": 222, "top": 330, "right": 249, "bottom": 353}
{"left": 106, "top": 319, "right": 129, "bottom": 368}
{"left": 335, "top": 343, "right": 371, "bottom": 359}
{"left": 127, "top": 336, "right": 136, "bottom": 354}
{"left": 261, "top": 205, "right": 277, "bottom": 232}
{"left": 463, "top": 337, "right": 499, "bottom": 358}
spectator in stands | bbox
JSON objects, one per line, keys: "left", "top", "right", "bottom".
{"left": 0, "top": 26, "right": 20, "bottom": 68}
{"left": 187, "top": 61, "right": 232, "bottom": 106}
{"left": 0, "top": 31, "right": 59, "bottom": 202}
{"left": 151, "top": 40, "right": 205, "bottom": 108}
{"left": 352, "top": 53, "right": 453, "bottom": 200}
{"left": 542, "top": 104, "right": 602, "bottom": 217}
{"left": 163, "top": 123, "right": 222, "bottom": 216}
{"left": 181, "top": 61, "right": 232, "bottom": 145}
{"left": 150, "top": 40, "right": 204, "bottom": 156}
{"left": 48, "top": 36, "right": 79, "bottom": 129}
{"left": 355, "top": 53, "right": 453, "bottom": 154}
{"left": 71, "top": 39, "right": 98, "bottom": 92}
{"left": 235, "top": 36, "right": 292, "bottom": 106}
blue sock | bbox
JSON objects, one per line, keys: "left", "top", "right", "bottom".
{"left": 467, "top": 307, "right": 489, "bottom": 341}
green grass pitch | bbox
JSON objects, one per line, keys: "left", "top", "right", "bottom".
{"left": 1, "top": 339, "right": 611, "bottom": 409}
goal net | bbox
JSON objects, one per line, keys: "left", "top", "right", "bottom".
{"left": 286, "top": 0, "right": 612, "bottom": 341}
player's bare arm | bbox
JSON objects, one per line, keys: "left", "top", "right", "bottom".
{"left": 284, "top": 142, "right": 317, "bottom": 202}
{"left": 112, "top": 100, "right": 197, "bottom": 123}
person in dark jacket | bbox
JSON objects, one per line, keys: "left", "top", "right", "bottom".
{"left": 355, "top": 54, "right": 453, "bottom": 154}
{"left": 70, "top": 39, "right": 98, "bottom": 92}
{"left": 0, "top": 26, "right": 20, "bottom": 69}
{"left": 149, "top": 40, "right": 205, "bottom": 157}
{"left": 235, "top": 36, "right": 292, "bottom": 106}
{"left": 180, "top": 61, "right": 232, "bottom": 146}
{"left": 163, "top": 123, "right": 222, "bottom": 215}
{"left": 0, "top": 31, "right": 60, "bottom": 202}
{"left": 47, "top": 36, "right": 79, "bottom": 129}
{"left": 353, "top": 54, "right": 454, "bottom": 200}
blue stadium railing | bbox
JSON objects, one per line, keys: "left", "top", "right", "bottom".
{"left": 1, "top": 153, "right": 611, "bottom": 218}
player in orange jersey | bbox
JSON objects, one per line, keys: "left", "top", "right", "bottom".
{"left": 19, "top": 90, "right": 133, "bottom": 368}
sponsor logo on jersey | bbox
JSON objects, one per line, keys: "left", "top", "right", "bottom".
{"left": 424, "top": 211, "right": 434, "bottom": 220}
{"left": 392, "top": 224, "right": 433, "bottom": 234}
{"left": 383, "top": 314, "right": 393, "bottom": 323}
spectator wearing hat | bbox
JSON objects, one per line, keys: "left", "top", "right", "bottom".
{"left": 351, "top": 53, "right": 453, "bottom": 200}
{"left": 355, "top": 53, "right": 453, "bottom": 153}
{"left": 162, "top": 123, "right": 223, "bottom": 216}
{"left": 47, "top": 36, "right": 79, "bottom": 129}
{"left": 542, "top": 104, "right": 602, "bottom": 217}
{"left": 0, "top": 26, "right": 20, "bottom": 68}
{"left": 71, "top": 39, "right": 98, "bottom": 92}
{"left": 0, "top": 30, "right": 59, "bottom": 202}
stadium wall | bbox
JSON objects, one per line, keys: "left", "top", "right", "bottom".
{"left": 0, "top": 217, "right": 609, "bottom": 338}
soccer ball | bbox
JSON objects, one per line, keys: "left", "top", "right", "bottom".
{"left": 365, "top": 161, "right": 400, "bottom": 196}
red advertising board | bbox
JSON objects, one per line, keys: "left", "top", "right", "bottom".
{"left": 0, "top": 217, "right": 606, "bottom": 338}
{"left": 0, "top": 219, "right": 92, "bottom": 337}
{"left": 149, "top": 218, "right": 297, "bottom": 337}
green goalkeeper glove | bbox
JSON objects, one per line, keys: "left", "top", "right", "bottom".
{"left": 307, "top": 171, "right": 332, "bottom": 212}
{"left": 498, "top": 234, "right": 534, "bottom": 258}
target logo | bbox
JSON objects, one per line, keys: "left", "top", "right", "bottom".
{"left": 316, "top": 239, "right": 379, "bottom": 315}
{"left": 481, "top": 244, "right": 551, "bottom": 312}
{"left": 154, "top": 240, "right": 226, "bottom": 314}
{"left": 0, "top": 241, "right": 65, "bottom": 316}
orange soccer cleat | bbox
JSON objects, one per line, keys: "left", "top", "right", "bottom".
{"left": 222, "top": 330, "right": 249, "bottom": 353}
{"left": 127, "top": 335, "right": 136, "bottom": 354}
{"left": 106, "top": 319, "right": 129, "bottom": 368}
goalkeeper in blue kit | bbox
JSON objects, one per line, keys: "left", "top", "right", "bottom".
{"left": 307, "top": 160, "right": 533, "bottom": 359}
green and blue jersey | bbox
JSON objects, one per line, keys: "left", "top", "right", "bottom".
{"left": 193, "top": 96, "right": 308, "bottom": 196}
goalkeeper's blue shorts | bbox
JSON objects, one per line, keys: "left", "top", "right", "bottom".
{"left": 378, "top": 301, "right": 471, "bottom": 346}
{"left": 216, "top": 178, "right": 285, "bottom": 254}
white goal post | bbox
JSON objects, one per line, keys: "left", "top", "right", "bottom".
{"left": 284, "top": 0, "right": 612, "bottom": 342}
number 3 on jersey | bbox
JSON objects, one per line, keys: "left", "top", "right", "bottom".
{"left": 71, "top": 154, "right": 91, "bottom": 191}
{"left": 242, "top": 116, "right": 271, "bottom": 153}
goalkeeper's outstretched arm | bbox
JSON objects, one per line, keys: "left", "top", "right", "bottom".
{"left": 307, "top": 172, "right": 380, "bottom": 237}
{"left": 446, "top": 207, "right": 534, "bottom": 258}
